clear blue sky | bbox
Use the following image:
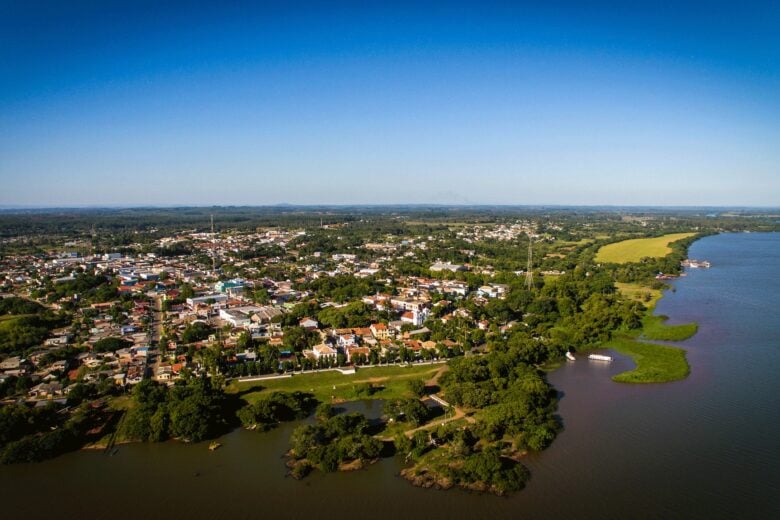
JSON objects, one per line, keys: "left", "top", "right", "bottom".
{"left": 1, "top": 0, "right": 778, "bottom": 207}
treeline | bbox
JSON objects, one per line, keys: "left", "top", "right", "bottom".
{"left": 237, "top": 391, "right": 317, "bottom": 431}
{"left": 121, "top": 378, "right": 229, "bottom": 443}
{"left": 0, "top": 402, "right": 105, "bottom": 464}
{"left": 1, "top": 207, "right": 777, "bottom": 249}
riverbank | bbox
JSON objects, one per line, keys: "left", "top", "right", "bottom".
{"left": 605, "top": 250, "right": 701, "bottom": 383}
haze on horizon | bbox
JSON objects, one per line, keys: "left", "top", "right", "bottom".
{"left": 1, "top": 1, "right": 779, "bottom": 208}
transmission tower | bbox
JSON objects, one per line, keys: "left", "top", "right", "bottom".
{"left": 525, "top": 235, "right": 534, "bottom": 290}
{"left": 210, "top": 214, "right": 216, "bottom": 273}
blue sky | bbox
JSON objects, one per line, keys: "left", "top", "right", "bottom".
{"left": 1, "top": 1, "right": 778, "bottom": 207}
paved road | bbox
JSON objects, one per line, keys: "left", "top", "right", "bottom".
{"left": 151, "top": 295, "right": 164, "bottom": 376}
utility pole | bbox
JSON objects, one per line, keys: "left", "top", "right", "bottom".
{"left": 525, "top": 234, "right": 534, "bottom": 290}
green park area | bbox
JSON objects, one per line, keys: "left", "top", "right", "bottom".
{"left": 227, "top": 363, "right": 442, "bottom": 404}
{"left": 615, "top": 282, "right": 663, "bottom": 308}
{"left": 595, "top": 232, "right": 696, "bottom": 263}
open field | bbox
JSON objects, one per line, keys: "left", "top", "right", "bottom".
{"left": 228, "top": 364, "right": 442, "bottom": 403}
{"left": 615, "top": 282, "right": 663, "bottom": 308}
{"left": 606, "top": 337, "right": 690, "bottom": 383}
{"left": 595, "top": 232, "right": 696, "bottom": 263}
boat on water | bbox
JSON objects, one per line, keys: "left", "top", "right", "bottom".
{"left": 588, "top": 354, "right": 612, "bottom": 362}
{"left": 208, "top": 442, "right": 222, "bottom": 451}
{"left": 682, "top": 259, "right": 711, "bottom": 269}
{"left": 566, "top": 352, "right": 576, "bottom": 361}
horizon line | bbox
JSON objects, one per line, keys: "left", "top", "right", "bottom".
{"left": 1, "top": 203, "right": 779, "bottom": 211}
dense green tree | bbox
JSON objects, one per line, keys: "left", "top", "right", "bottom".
{"left": 181, "top": 321, "right": 212, "bottom": 344}
{"left": 282, "top": 326, "right": 319, "bottom": 352}
{"left": 92, "top": 336, "right": 132, "bottom": 353}
{"left": 384, "top": 398, "right": 430, "bottom": 426}
{"left": 289, "top": 412, "right": 382, "bottom": 474}
{"left": 237, "top": 391, "right": 316, "bottom": 430}
{"left": 121, "top": 378, "right": 227, "bottom": 443}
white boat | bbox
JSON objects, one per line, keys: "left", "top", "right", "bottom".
{"left": 588, "top": 354, "right": 612, "bottom": 362}
{"left": 566, "top": 352, "right": 576, "bottom": 361}
{"left": 682, "top": 259, "right": 711, "bottom": 269}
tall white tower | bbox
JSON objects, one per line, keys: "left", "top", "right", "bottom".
{"left": 525, "top": 235, "right": 534, "bottom": 290}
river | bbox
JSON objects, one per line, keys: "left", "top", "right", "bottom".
{"left": 1, "top": 232, "right": 778, "bottom": 519}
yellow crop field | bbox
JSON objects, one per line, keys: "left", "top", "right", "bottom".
{"left": 595, "top": 233, "right": 696, "bottom": 263}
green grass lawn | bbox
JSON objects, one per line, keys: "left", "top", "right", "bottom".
{"left": 108, "top": 395, "right": 133, "bottom": 411}
{"left": 606, "top": 337, "right": 690, "bottom": 383}
{"left": 595, "top": 232, "right": 696, "bottom": 263}
{"left": 228, "top": 364, "right": 441, "bottom": 404}
{"left": 615, "top": 282, "right": 663, "bottom": 308}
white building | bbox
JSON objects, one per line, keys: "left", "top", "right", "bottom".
{"left": 186, "top": 293, "right": 229, "bottom": 307}
{"left": 430, "top": 261, "right": 466, "bottom": 272}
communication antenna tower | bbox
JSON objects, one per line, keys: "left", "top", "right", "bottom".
{"left": 525, "top": 234, "right": 534, "bottom": 290}
{"left": 211, "top": 214, "right": 216, "bottom": 273}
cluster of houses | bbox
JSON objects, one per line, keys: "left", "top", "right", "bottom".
{"left": 1, "top": 221, "right": 538, "bottom": 401}
{"left": 299, "top": 320, "right": 460, "bottom": 366}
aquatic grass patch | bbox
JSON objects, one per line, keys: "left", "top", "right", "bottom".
{"left": 605, "top": 285, "right": 696, "bottom": 383}
{"left": 640, "top": 314, "right": 698, "bottom": 341}
{"left": 606, "top": 337, "right": 690, "bottom": 383}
